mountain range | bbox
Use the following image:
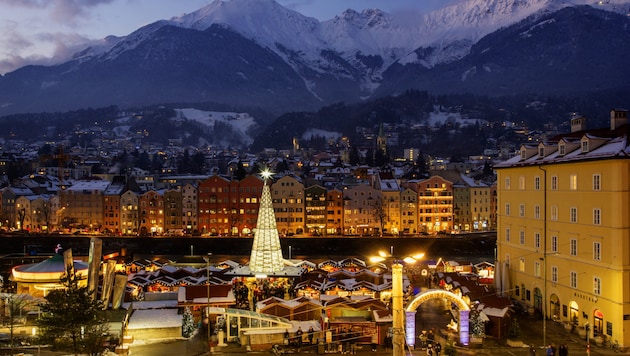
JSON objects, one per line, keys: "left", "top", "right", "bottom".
{"left": 0, "top": 0, "right": 629, "bottom": 116}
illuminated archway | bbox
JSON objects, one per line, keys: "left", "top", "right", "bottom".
{"left": 405, "top": 289, "right": 471, "bottom": 347}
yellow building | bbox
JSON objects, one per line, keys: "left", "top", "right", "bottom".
{"left": 495, "top": 110, "right": 630, "bottom": 348}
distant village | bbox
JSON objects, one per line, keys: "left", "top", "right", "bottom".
{"left": 0, "top": 108, "right": 525, "bottom": 237}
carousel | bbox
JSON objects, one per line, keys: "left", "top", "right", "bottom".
{"left": 10, "top": 249, "right": 89, "bottom": 298}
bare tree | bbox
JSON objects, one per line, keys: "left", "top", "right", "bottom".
{"left": 372, "top": 197, "right": 387, "bottom": 237}
{"left": 4, "top": 294, "right": 34, "bottom": 354}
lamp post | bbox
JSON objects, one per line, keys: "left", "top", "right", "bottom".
{"left": 203, "top": 252, "right": 212, "bottom": 352}
{"left": 371, "top": 249, "right": 424, "bottom": 356}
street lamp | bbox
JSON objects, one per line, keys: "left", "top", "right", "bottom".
{"left": 203, "top": 252, "right": 213, "bottom": 352}
{"left": 371, "top": 249, "right": 424, "bottom": 356}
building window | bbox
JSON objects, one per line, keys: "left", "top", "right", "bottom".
{"left": 570, "top": 271, "right": 577, "bottom": 288}
{"left": 519, "top": 258, "right": 525, "bottom": 272}
{"left": 593, "top": 276, "right": 601, "bottom": 295}
{"left": 581, "top": 140, "right": 589, "bottom": 153}
{"left": 570, "top": 207, "right": 577, "bottom": 223}
{"left": 552, "top": 266, "right": 558, "bottom": 283}
{"left": 520, "top": 230, "right": 525, "bottom": 245}
{"left": 559, "top": 144, "right": 565, "bottom": 155}
{"left": 534, "top": 232, "right": 541, "bottom": 249}
{"left": 593, "top": 208, "right": 601, "bottom": 225}
{"left": 551, "top": 176, "right": 558, "bottom": 190}
{"left": 569, "top": 174, "right": 577, "bottom": 190}
{"left": 570, "top": 238, "right": 577, "bottom": 256}
{"left": 551, "top": 235, "right": 558, "bottom": 253}
{"left": 534, "top": 176, "right": 540, "bottom": 190}
{"left": 592, "top": 174, "right": 600, "bottom": 191}
{"left": 539, "top": 147, "right": 544, "bottom": 157}
{"left": 534, "top": 261, "right": 541, "bottom": 277}
{"left": 519, "top": 204, "right": 525, "bottom": 217}
{"left": 505, "top": 177, "right": 511, "bottom": 190}
{"left": 550, "top": 205, "right": 558, "bottom": 221}
{"left": 519, "top": 176, "right": 526, "bottom": 190}
{"left": 534, "top": 205, "right": 540, "bottom": 219}
{"left": 505, "top": 203, "right": 510, "bottom": 216}
{"left": 593, "top": 241, "right": 601, "bottom": 261}
{"left": 505, "top": 228, "right": 510, "bottom": 242}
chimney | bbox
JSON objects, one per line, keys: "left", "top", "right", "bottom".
{"left": 570, "top": 114, "right": 586, "bottom": 133}
{"left": 610, "top": 109, "right": 628, "bottom": 130}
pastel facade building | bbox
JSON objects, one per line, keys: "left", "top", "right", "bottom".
{"left": 495, "top": 109, "right": 630, "bottom": 348}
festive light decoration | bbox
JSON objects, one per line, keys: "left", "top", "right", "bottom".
{"left": 249, "top": 170, "right": 284, "bottom": 273}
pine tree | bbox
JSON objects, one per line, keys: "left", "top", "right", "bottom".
{"left": 38, "top": 264, "right": 108, "bottom": 355}
{"left": 182, "top": 307, "right": 195, "bottom": 338}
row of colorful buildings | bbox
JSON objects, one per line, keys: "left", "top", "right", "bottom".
{"left": 0, "top": 169, "right": 495, "bottom": 237}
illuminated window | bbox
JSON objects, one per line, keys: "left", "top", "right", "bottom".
{"left": 569, "top": 174, "right": 577, "bottom": 190}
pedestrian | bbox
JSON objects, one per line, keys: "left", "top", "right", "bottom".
{"left": 434, "top": 341, "right": 442, "bottom": 356}
{"left": 426, "top": 343, "right": 433, "bottom": 356}
{"left": 546, "top": 343, "right": 555, "bottom": 356}
{"left": 284, "top": 329, "right": 290, "bottom": 345}
{"left": 558, "top": 343, "right": 568, "bottom": 356}
{"left": 296, "top": 326, "right": 303, "bottom": 351}
{"left": 308, "top": 326, "right": 314, "bottom": 345}
{"left": 386, "top": 327, "right": 393, "bottom": 350}
{"left": 529, "top": 344, "right": 537, "bottom": 355}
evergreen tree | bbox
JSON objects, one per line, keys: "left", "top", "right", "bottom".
{"left": 182, "top": 307, "right": 195, "bottom": 338}
{"left": 38, "top": 263, "right": 108, "bottom": 355}
{"left": 349, "top": 146, "right": 361, "bottom": 165}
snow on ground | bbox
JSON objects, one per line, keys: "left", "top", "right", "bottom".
{"left": 176, "top": 108, "right": 257, "bottom": 146}
{"left": 428, "top": 111, "right": 486, "bottom": 127}
{"left": 127, "top": 308, "right": 182, "bottom": 330}
{"left": 301, "top": 128, "right": 342, "bottom": 141}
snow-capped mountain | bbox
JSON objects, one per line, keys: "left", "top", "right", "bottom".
{"left": 0, "top": 0, "right": 629, "bottom": 116}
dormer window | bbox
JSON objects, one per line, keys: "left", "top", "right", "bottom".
{"left": 559, "top": 143, "right": 565, "bottom": 156}
{"left": 581, "top": 140, "right": 589, "bottom": 153}
{"left": 539, "top": 147, "right": 544, "bottom": 157}
{"left": 520, "top": 149, "right": 526, "bottom": 159}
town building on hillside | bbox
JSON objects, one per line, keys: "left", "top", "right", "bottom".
{"left": 271, "top": 175, "right": 305, "bottom": 236}
{"left": 325, "top": 189, "right": 344, "bottom": 235}
{"left": 58, "top": 180, "right": 110, "bottom": 232}
{"left": 120, "top": 190, "right": 140, "bottom": 235}
{"left": 494, "top": 109, "right": 630, "bottom": 348}
{"left": 305, "top": 185, "right": 327, "bottom": 236}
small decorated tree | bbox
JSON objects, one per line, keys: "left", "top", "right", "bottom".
{"left": 182, "top": 307, "right": 195, "bottom": 338}
{"left": 469, "top": 309, "right": 486, "bottom": 340}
